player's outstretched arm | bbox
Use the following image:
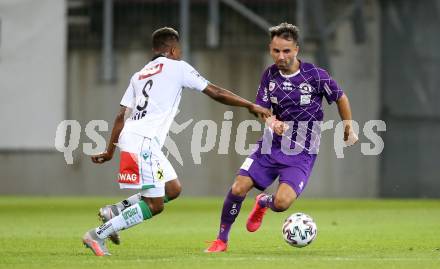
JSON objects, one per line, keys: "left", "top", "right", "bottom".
{"left": 336, "top": 94, "right": 358, "bottom": 146}
{"left": 91, "top": 106, "right": 127, "bottom": 164}
{"left": 203, "top": 83, "right": 272, "bottom": 118}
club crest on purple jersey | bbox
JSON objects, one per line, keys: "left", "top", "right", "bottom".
{"left": 299, "top": 82, "right": 314, "bottom": 94}
{"left": 269, "top": 81, "right": 276, "bottom": 91}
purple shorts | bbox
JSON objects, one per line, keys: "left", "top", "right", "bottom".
{"left": 237, "top": 150, "right": 316, "bottom": 197}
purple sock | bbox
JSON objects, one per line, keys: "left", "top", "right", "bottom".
{"left": 258, "top": 194, "right": 283, "bottom": 212}
{"left": 257, "top": 193, "right": 270, "bottom": 207}
{"left": 217, "top": 189, "right": 245, "bottom": 242}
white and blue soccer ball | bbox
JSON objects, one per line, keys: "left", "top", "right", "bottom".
{"left": 282, "top": 212, "right": 317, "bottom": 248}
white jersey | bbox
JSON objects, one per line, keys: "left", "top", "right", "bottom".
{"left": 120, "top": 56, "right": 208, "bottom": 146}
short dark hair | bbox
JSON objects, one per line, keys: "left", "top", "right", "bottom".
{"left": 269, "top": 22, "right": 299, "bottom": 44}
{"left": 152, "top": 27, "right": 180, "bottom": 50}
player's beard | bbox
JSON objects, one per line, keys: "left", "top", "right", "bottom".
{"left": 276, "top": 60, "right": 292, "bottom": 72}
{"left": 276, "top": 57, "right": 296, "bottom": 73}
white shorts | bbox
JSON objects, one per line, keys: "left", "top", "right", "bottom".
{"left": 117, "top": 130, "right": 177, "bottom": 198}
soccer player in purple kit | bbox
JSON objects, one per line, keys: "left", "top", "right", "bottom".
{"left": 205, "top": 22, "right": 358, "bottom": 253}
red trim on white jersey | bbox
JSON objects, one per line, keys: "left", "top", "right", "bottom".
{"left": 138, "top": 63, "right": 164, "bottom": 80}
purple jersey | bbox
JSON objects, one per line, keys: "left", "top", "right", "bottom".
{"left": 255, "top": 61, "right": 344, "bottom": 157}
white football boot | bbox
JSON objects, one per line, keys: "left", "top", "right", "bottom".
{"left": 82, "top": 229, "right": 111, "bottom": 256}
{"left": 98, "top": 205, "right": 121, "bottom": 245}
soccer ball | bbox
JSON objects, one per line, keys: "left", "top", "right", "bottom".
{"left": 282, "top": 212, "right": 317, "bottom": 248}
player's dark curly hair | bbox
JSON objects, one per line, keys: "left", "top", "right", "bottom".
{"left": 269, "top": 22, "right": 299, "bottom": 44}
{"left": 152, "top": 27, "right": 180, "bottom": 50}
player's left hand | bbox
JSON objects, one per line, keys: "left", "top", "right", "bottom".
{"left": 344, "top": 125, "right": 358, "bottom": 146}
{"left": 266, "top": 116, "right": 289, "bottom": 136}
{"left": 248, "top": 104, "right": 272, "bottom": 118}
{"left": 91, "top": 151, "right": 113, "bottom": 164}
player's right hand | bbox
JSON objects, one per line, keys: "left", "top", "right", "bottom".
{"left": 91, "top": 151, "right": 113, "bottom": 164}
{"left": 344, "top": 125, "right": 359, "bottom": 146}
{"left": 248, "top": 104, "right": 272, "bottom": 118}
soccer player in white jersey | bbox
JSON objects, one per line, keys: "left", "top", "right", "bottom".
{"left": 81, "top": 27, "right": 272, "bottom": 256}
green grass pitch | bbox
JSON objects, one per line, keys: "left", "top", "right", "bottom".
{"left": 0, "top": 197, "right": 439, "bottom": 269}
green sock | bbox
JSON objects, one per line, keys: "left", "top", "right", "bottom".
{"left": 138, "top": 200, "right": 153, "bottom": 220}
{"left": 116, "top": 193, "right": 171, "bottom": 212}
{"left": 96, "top": 200, "right": 152, "bottom": 239}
